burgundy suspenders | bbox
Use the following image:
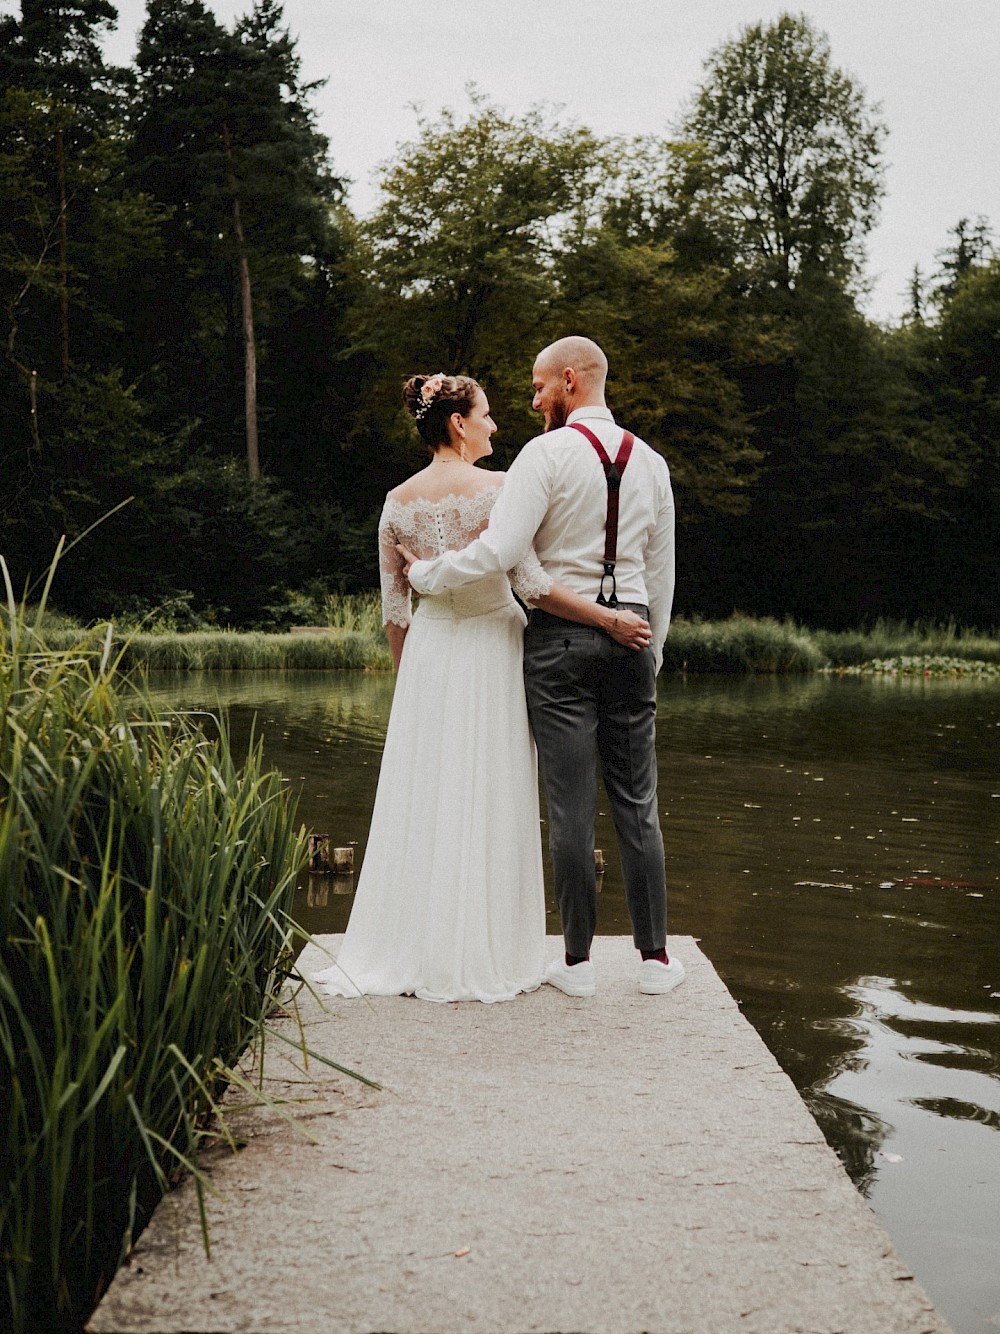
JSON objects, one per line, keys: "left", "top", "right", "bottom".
{"left": 568, "top": 421, "right": 635, "bottom": 607}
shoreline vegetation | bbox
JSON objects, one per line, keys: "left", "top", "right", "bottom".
{"left": 21, "top": 597, "right": 1000, "bottom": 677}
{"left": 0, "top": 590, "right": 312, "bottom": 1333}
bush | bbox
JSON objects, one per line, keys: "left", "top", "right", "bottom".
{"left": 662, "top": 614, "right": 825, "bottom": 673}
{"left": 44, "top": 628, "right": 394, "bottom": 671}
{"left": 0, "top": 603, "right": 306, "bottom": 1332}
{"left": 813, "top": 617, "right": 1000, "bottom": 667}
{"left": 20, "top": 605, "right": 1000, "bottom": 678}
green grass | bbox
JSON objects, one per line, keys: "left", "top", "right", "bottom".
{"left": 662, "top": 613, "right": 999, "bottom": 675}
{"left": 322, "top": 590, "right": 384, "bottom": 636}
{"left": 11, "top": 598, "right": 1000, "bottom": 675}
{"left": 663, "top": 615, "right": 826, "bottom": 673}
{"left": 813, "top": 617, "right": 1000, "bottom": 669}
{"left": 38, "top": 627, "right": 393, "bottom": 672}
{"left": 0, "top": 572, "right": 311, "bottom": 1332}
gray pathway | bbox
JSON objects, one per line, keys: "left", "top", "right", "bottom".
{"left": 89, "top": 936, "right": 950, "bottom": 1334}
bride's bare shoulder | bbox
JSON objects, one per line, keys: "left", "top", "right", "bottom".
{"left": 388, "top": 466, "right": 434, "bottom": 506}
{"left": 389, "top": 466, "right": 502, "bottom": 506}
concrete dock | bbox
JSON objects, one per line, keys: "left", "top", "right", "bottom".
{"left": 89, "top": 936, "right": 950, "bottom": 1334}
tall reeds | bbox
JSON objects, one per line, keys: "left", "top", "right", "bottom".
{"left": 813, "top": 617, "right": 1000, "bottom": 668}
{"left": 28, "top": 627, "right": 393, "bottom": 672}
{"left": 662, "top": 614, "right": 999, "bottom": 673}
{"left": 6, "top": 600, "right": 997, "bottom": 675}
{"left": 322, "top": 590, "right": 384, "bottom": 636}
{"left": 661, "top": 615, "right": 826, "bottom": 673}
{"left": 0, "top": 572, "right": 306, "bottom": 1332}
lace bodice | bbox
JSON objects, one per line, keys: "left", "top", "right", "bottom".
{"left": 378, "top": 486, "right": 552, "bottom": 628}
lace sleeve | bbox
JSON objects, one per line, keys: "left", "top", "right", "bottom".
{"left": 378, "top": 502, "right": 411, "bottom": 629}
{"left": 508, "top": 545, "right": 553, "bottom": 605}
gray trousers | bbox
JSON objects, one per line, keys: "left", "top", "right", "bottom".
{"left": 523, "top": 607, "right": 667, "bottom": 958}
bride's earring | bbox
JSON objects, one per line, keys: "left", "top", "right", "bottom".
{"left": 459, "top": 440, "right": 468, "bottom": 462}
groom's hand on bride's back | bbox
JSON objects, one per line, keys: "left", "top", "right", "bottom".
{"left": 396, "top": 543, "right": 418, "bottom": 581}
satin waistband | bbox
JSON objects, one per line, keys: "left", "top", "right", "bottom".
{"left": 417, "top": 588, "right": 517, "bottom": 621}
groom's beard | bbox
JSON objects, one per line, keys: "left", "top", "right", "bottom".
{"left": 544, "top": 398, "right": 570, "bottom": 431}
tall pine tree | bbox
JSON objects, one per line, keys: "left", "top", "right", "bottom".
{"left": 0, "top": 0, "right": 169, "bottom": 601}
{"left": 128, "top": 0, "right": 343, "bottom": 479}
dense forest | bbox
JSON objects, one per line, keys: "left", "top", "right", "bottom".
{"left": 1, "top": 0, "right": 997, "bottom": 630}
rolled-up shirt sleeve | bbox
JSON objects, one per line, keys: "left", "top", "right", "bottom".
{"left": 408, "top": 441, "right": 553, "bottom": 595}
{"left": 644, "top": 472, "right": 676, "bottom": 673}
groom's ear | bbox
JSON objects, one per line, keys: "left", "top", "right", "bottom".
{"left": 563, "top": 367, "right": 577, "bottom": 395}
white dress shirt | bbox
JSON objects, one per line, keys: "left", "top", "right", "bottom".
{"left": 408, "top": 406, "right": 676, "bottom": 669}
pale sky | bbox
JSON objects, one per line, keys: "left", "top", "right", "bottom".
{"left": 6, "top": 0, "right": 999, "bottom": 322}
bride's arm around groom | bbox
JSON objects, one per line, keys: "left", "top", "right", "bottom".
{"left": 404, "top": 341, "right": 674, "bottom": 669}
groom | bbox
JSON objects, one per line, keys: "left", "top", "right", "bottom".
{"left": 403, "top": 336, "right": 681, "bottom": 998}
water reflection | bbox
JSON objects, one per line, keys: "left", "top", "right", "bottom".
{"left": 820, "top": 977, "right": 1000, "bottom": 1330}
{"left": 145, "top": 670, "right": 1000, "bottom": 1333}
{"left": 803, "top": 1088, "right": 891, "bottom": 1196}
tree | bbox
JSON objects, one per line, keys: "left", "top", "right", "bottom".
{"left": 555, "top": 225, "right": 769, "bottom": 522}
{"left": 665, "top": 16, "right": 925, "bottom": 622}
{"left": 763, "top": 275, "right": 969, "bottom": 621}
{"left": 226, "top": 0, "right": 344, "bottom": 480}
{"left": 363, "top": 93, "right": 603, "bottom": 373}
{"left": 0, "top": 87, "right": 69, "bottom": 443}
{"left": 341, "top": 94, "right": 607, "bottom": 510}
{"left": 906, "top": 264, "right": 926, "bottom": 323}
{"left": 0, "top": 0, "right": 170, "bottom": 601}
{"left": 895, "top": 253, "right": 1000, "bottom": 625}
{"left": 128, "top": 0, "right": 342, "bottom": 478}
{"left": 679, "top": 13, "right": 886, "bottom": 293}
{"left": 932, "top": 215, "right": 994, "bottom": 303}
{"left": 0, "top": 0, "right": 122, "bottom": 374}
{"left": 0, "top": 0, "right": 117, "bottom": 97}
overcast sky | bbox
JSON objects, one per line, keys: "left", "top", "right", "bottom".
{"left": 7, "top": 0, "right": 999, "bottom": 322}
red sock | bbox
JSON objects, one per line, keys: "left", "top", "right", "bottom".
{"left": 641, "top": 948, "right": 668, "bottom": 964}
{"left": 566, "top": 952, "right": 590, "bottom": 967}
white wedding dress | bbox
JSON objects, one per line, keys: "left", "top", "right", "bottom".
{"left": 312, "top": 483, "right": 551, "bottom": 1003}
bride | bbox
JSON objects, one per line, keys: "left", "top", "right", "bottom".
{"left": 312, "top": 373, "right": 651, "bottom": 1003}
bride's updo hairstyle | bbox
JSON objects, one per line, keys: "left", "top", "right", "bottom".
{"left": 403, "top": 373, "right": 480, "bottom": 451}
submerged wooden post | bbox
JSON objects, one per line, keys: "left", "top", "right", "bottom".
{"left": 332, "top": 847, "right": 354, "bottom": 874}
{"left": 307, "top": 838, "right": 354, "bottom": 889}
{"left": 307, "top": 834, "right": 331, "bottom": 875}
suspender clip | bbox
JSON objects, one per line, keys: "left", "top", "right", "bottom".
{"left": 567, "top": 422, "right": 635, "bottom": 613}
{"left": 598, "top": 561, "right": 618, "bottom": 608}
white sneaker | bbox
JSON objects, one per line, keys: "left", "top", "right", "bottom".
{"left": 544, "top": 957, "right": 596, "bottom": 998}
{"left": 638, "top": 956, "right": 686, "bottom": 995}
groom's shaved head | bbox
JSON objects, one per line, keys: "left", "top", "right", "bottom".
{"left": 531, "top": 335, "right": 610, "bottom": 430}
{"left": 534, "top": 336, "right": 609, "bottom": 389}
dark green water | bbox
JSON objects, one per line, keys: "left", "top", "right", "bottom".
{"left": 150, "top": 671, "right": 1000, "bottom": 1333}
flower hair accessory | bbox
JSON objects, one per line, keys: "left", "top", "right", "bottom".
{"left": 413, "top": 372, "right": 447, "bottom": 422}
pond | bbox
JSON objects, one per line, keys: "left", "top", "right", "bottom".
{"left": 149, "top": 670, "right": 1000, "bottom": 1334}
